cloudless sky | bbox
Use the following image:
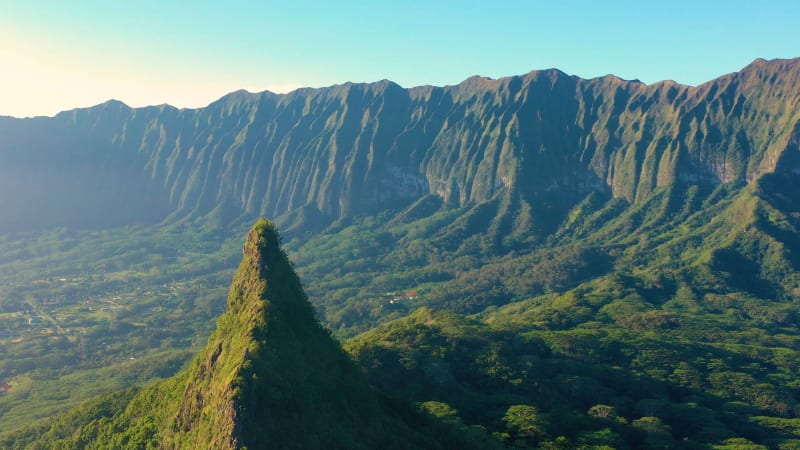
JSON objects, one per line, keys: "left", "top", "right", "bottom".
{"left": 1, "top": 0, "right": 798, "bottom": 117}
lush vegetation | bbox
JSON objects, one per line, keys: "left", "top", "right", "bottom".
{"left": 2, "top": 221, "right": 492, "bottom": 449}
{"left": 304, "top": 174, "right": 800, "bottom": 448}
{"left": 3, "top": 170, "right": 800, "bottom": 448}
{"left": 0, "top": 216, "right": 248, "bottom": 432}
{"left": 1, "top": 58, "right": 800, "bottom": 448}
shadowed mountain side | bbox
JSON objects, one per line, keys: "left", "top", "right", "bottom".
{"left": 1, "top": 58, "right": 799, "bottom": 233}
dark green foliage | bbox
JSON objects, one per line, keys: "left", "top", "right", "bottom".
{"left": 345, "top": 299, "right": 800, "bottom": 448}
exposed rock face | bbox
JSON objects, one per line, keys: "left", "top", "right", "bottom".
{"left": 1, "top": 58, "right": 799, "bottom": 232}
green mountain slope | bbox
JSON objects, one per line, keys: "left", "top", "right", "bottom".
{"left": 2, "top": 221, "right": 494, "bottom": 449}
{"left": 281, "top": 161, "right": 798, "bottom": 337}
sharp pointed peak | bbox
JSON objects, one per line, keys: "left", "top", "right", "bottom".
{"left": 243, "top": 218, "right": 281, "bottom": 260}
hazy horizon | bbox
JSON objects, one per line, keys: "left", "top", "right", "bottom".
{"left": 4, "top": 57, "right": 796, "bottom": 120}
{"left": 2, "top": 0, "right": 799, "bottom": 118}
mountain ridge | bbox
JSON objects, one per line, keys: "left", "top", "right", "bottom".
{"left": 3, "top": 57, "right": 794, "bottom": 122}
{"left": 1, "top": 57, "right": 799, "bottom": 234}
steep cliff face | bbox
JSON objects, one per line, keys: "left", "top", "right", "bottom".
{"left": 1, "top": 58, "right": 799, "bottom": 232}
{"left": 573, "top": 57, "right": 800, "bottom": 201}
{"left": 0, "top": 101, "right": 172, "bottom": 230}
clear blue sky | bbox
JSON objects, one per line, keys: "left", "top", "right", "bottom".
{"left": 1, "top": 0, "right": 798, "bottom": 117}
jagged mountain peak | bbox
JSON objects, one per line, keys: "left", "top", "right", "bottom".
{"left": 161, "top": 219, "right": 474, "bottom": 449}
{"left": 696, "top": 56, "right": 800, "bottom": 87}
{"left": 164, "top": 218, "right": 356, "bottom": 448}
{"left": 744, "top": 56, "right": 800, "bottom": 69}
{"left": 98, "top": 99, "right": 131, "bottom": 109}
{"left": 7, "top": 220, "right": 489, "bottom": 449}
